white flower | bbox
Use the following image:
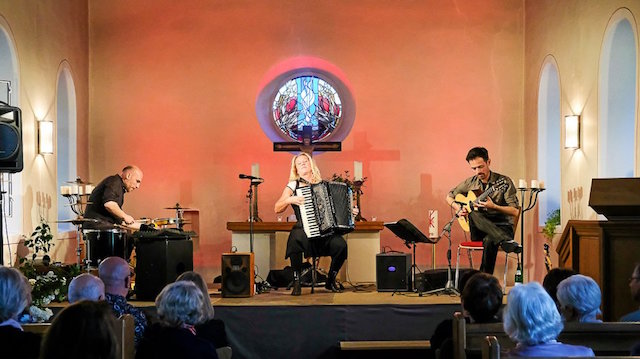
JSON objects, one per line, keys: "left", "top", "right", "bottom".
{"left": 28, "top": 278, "right": 36, "bottom": 285}
{"left": 29, "top": 305, "right": 53, "bottom": 322}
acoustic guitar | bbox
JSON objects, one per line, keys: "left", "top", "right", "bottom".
{"left": 454, "top": 178, "right": 508, "bottom": 232}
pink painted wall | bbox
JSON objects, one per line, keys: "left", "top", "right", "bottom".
{"left": 89, "top": 0, "right": 524, "bottom": 280}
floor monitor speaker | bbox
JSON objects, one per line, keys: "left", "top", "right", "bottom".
{"left": 222, "top": 252, "right": 255, "bottom": 298}
{"left": 376, "top": 252, "right": 412, "bottom": 292}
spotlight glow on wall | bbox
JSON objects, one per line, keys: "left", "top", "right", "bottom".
{"left": 564, "top": 115, "right": 580, "bottom": 149}
{"left": 38, "top": 120, "right": 53, "bottom": 154}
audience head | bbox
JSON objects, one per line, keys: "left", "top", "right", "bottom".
{"left": 68, "top": 273, "right": 105, "bottom": 303}
{"left": 458, "top": 269, "right": 481, "bottom": 292}
{"left": 156, "top": 281, "right": 204, "bottom": 327}
{"left": 98, "top": 256, "right": 131, "bottom": 297}
{"left": 462, "top": 273, "right": 503, "bottom": 323}
{"left": 630, "top": 263, "right": 640, "bottom": 303}
{"left": 0, "top": 266, "right": 31, "bottom": 322}
{"left": 176, "top": 271, "right": 214, "bottom": 322}
{"left": 542, "top": 267, "right": 577, "bottom": 306}
{"left": 556, "top": 274, "right": 601, "bottom": 322}
{"left": 40, "top": 300, "right": 118, "bottom": 359}
{"left": 504, "top": 282, "right": 563, "bottom": 346}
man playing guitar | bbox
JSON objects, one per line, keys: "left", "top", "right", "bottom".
{"left": 446, "top": 147, "right": 521, "bottom": 275}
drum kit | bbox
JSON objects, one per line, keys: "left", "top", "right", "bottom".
{"left": 59, "top": 177, "right": 192, "bottom": 269}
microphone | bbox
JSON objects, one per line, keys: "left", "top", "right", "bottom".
{"left": 239, "top": 174, "right": 263, "bottom": 181}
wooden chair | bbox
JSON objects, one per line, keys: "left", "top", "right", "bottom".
{"left": 216, "top": 346, "right": 233, "bottom": 359}
{"left": 22, "top": 313, "right": 135, "bottom": 359}
{"left": 481, "top": 335, "right": 640, "bottom": 359}
{"left": 117, "top": 314, "right": 135, "bottom": 359}
{"left": 454, "top": 310, "right": 640, "bottom": 359}
{"left": 454, "top": 207, "right": 521, "bottom": 290}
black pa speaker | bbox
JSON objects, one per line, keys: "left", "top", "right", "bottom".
{"left": 135, "top": 239, "right": 193, "bottom": 301}
{"left": 376, "top": 253, "right": 412, "bottom": 292}
{"left": 0, "top": 104, "right": 23, "bottom": 173}
{"left": 221, "top": 253, "right": 255, "bottom": 298}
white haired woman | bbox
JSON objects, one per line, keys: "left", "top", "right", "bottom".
{"left": 504, "top": 282, "right": 594, "bottom": 357}
{"left": 274, "top": 152, "right": 358, "bottom": 295}
{"left": 176, "top": 271, "right": 228, "bottom": 348}
{"left": 556, "top": 274, "right": 602, "bottom": 323}
{"left": 136, "top": 281, "right": 218, "bottom": 359}
{"left": 0, "top": 266, "right": 41, "bottom": 359}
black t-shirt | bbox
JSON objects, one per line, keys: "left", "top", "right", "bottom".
{"left": 84, "top": 174, "right": 125, "bottom": 228}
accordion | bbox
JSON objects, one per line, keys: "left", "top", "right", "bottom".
{"left": 296, "top": 181, "right": 355, "bottom": 239}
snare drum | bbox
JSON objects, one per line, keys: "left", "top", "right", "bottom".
{"left": 83, "top": 229, "right": 128, "bottom": 267}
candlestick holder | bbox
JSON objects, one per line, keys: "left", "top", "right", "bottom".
{"left": 353, "top": 180, "right": 366, "bottom": 221}
{"left": 515, "top": 186, "right": 545, "bottom": 283}
{"left": 59, "top": 177, "right": 95, "bottom": 268}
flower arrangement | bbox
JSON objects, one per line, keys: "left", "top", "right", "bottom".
{"left": 17, "top": 217, "right": 82, "bottom": 322}
{"left": 329, "top": 170, "right": 367, "bottom": 194}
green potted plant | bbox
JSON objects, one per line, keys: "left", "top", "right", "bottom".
{"left": 23, "top": 217, "right": 54, "bottom": 265}
{"left": 542, "top": 209, "right": 561, "bottom": 241}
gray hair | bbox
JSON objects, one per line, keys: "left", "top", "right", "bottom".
{"left": 0, "top": 267, "right": 32, "bottom": 322}
{"left": 556, "top": 274, "right": 602, "bottom": 322}
{"left": 68, "top": 273, "right": 105, "bottom": 303}
{"left": 176, "top": 271, "right": 215, "bottom": 322}
{"left": 156, "top": 281, "right": 203, "bottom": 327}
{"left": 504, "top": 282, "right": 563, "bottom": 345}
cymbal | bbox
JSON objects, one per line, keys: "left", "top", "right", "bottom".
{"left": 56, "top": 218, "right": 99, "bottom": 224}
{"left": 164, "top": 204, "right": 191, "bottom": 210}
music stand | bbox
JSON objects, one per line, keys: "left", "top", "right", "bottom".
{"left": 384, "top": 219, "right": 439, "bottom": 293}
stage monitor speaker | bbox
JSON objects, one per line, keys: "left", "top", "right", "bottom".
{"left": 221, "top": 253, "right": 255, "bottom": 298}
{"left": 0, "top": 104, "right": 23, "bottom": 173}
{"left": 376, "top": 252, "right": 412, "bottom": 292}
{"left": 135, "top": 239, "right": 193, "bottom": 301}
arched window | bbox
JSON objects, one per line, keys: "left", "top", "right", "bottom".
{"left": 598, "top": 10, "right": 637, "bottom": 178}
{"left": 537, "top": 58, "right": 562, "bottom": 224}
{"left": 56, "top": 64, "right": 77, "bottom": 233}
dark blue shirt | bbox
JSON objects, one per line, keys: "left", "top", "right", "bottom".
{"left": 105, "top": 293, "right": 147, "bottom": 346}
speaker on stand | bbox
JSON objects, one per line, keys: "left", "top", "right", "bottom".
{"left": 0, "top": 101, "right": 22, "bottom": 266}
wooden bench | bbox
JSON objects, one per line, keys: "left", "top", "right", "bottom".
{"left": 453, "top": 312, "right": 640, "bottom": 359}
{"left": 482, "top": 335, "right": 640, "bottom": 359}
{"left": 22, "top": 314, "right": 135, "bottom": 359}
{"left": 339, "top": 340, "right": 431, "bottom": 351}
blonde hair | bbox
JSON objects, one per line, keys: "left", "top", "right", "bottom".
{"left": 288, "top": 152, "right": 322, "bottom": 183}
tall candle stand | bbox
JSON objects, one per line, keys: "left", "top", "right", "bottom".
{"left": 353, "top": 180, "right": 366, "bottom": 221}
{"left": 59, "top": 178, "right": 96, "bottom": 267}
{"left": 516, "top": 186, "right": 545, "bottom": 283}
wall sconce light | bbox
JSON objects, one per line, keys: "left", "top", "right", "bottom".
{"left": 564, "top": 115, "right": 580, "bottom": 149}
{"left": 38, "top": 120, "right": 53, "bottom": 154}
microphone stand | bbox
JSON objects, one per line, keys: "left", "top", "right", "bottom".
{"left": 425, "top": 210, "right": 461, "bottom": 295}
{"left": 245, "top": 183, "right": 255, "bottom": 253}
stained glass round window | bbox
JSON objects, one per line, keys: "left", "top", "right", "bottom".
{"left": 272, "top": 76, "right": 342, "bottom": 142}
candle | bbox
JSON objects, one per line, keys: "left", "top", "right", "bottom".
{"left": 85, "top": 184, "right": 93, "bottom": 194}
{"left": 354, "top": 161, "right": 363, "bottom": 181}
{"left": 539, "top": 181, "right": 545, "bottom": 189}
{"left": 428, "top": 210, "right": 438, "bottom": 238}
{"left": 531, "top": 180, "right": 539, "bottom": 189}
{"left": 77, "top": 186, "right": 84, "bottom": 195}
{"left": 60, "top": 186, "right": 70, "bottom": 195}
{"left": 251, "top": 163, "right": 260, "bottom": 178}
{"left": 518, "top": 179, "right": 526, "bottom": 189}
{"left": 70, "top": 185, "right": 79, "bottom": 195}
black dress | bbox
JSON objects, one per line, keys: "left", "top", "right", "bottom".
{"left": 195, "top": 318, "right": 229, "bottom": 349}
